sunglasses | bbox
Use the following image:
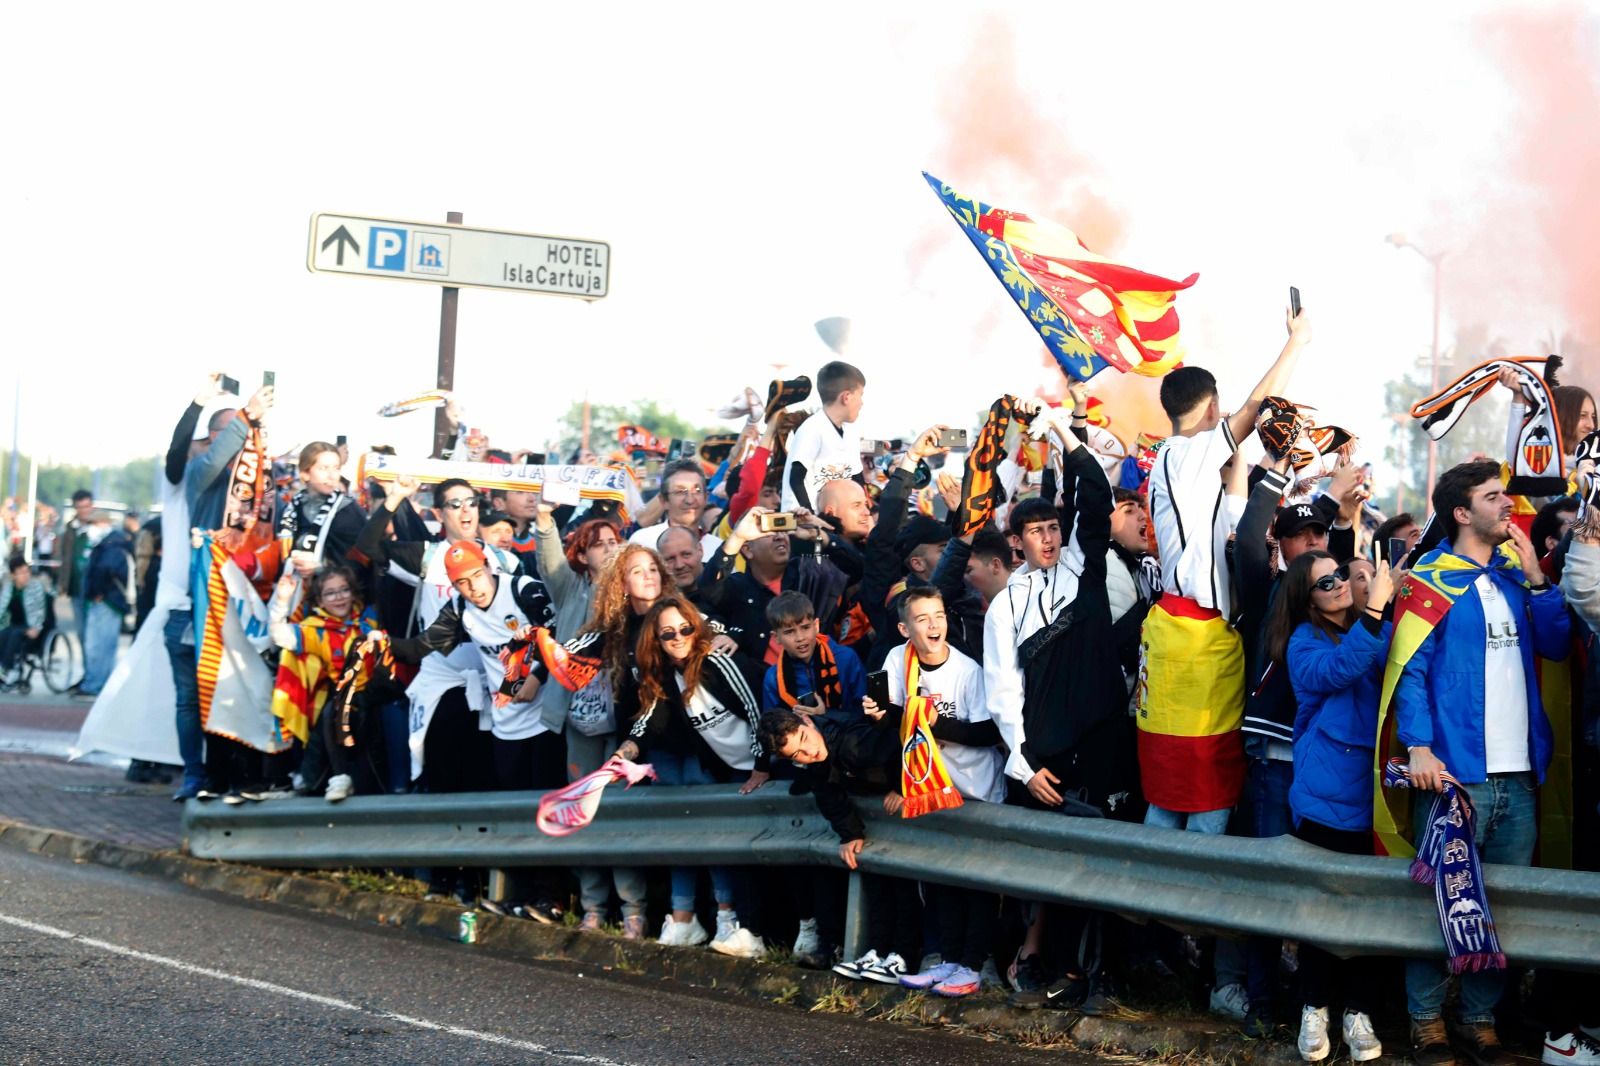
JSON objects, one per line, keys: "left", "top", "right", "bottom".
{"left": 1312, "top": 573, "right": 1347, "bottom": 593}
{"left": 441, "top": 498, "right": 480, "bottom": 512}
{"left": 658, "top": 623, "right": 696, "bottom": 642}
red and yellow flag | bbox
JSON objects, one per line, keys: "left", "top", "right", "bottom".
{"left": 925, "top": 173, "right": 1198, "bottom": 382}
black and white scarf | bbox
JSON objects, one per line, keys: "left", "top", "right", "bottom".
{"left": 278, "top": 489, "right": 343, "bottom": 558}
{"left": 1411, "top": 355, "right": 1565, "bottom": 497}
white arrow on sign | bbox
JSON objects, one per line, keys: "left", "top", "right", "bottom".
{"left": 306, "top": 213, "right": 609, "bottom": 300}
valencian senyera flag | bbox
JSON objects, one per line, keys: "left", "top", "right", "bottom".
{"left": 924, "top": 172, "right": 1198, "bottom": 382}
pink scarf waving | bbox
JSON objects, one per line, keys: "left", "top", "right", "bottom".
{"left": 536, "top": 756, "right": 656, "bottom": 836}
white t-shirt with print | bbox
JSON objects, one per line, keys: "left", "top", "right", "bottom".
{"left": 678, "top": 673, "right": 756, "bottom": 772}
{"left": 885, "top": 643, "right": 1004, "bottom": 803}
{"left": 629, "top": 522, "right": 723, "bottom": 562}
{"left": 781, "top": 409, "right": 862, "bottom": 512}
{"left": 1477, "top": 575, "right": 1532, "bottom": 774}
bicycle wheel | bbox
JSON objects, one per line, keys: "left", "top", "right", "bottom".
{"left": 42, "top": 631, "right": 77, "bottom": 693}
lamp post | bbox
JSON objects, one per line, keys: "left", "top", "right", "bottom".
{"left": 1387, "top": 233, "right": 1446, "bottom": 498}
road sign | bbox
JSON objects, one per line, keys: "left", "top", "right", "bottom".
{"left": 306, "top": 212, "right": 609, "bottom": 300}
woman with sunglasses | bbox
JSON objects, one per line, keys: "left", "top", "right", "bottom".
{"left": 269, "top": 564, "right": 389, "bottom": 803}
{"left": 613, "top": 595, "right": 769, "bottom": 957}
{"left": 1263, "top": 550, "right": 1395, "bottom": 1063}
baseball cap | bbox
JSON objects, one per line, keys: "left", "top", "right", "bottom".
{"left": 895, "top": 515, "right": 950, "bottom": 559}
{"left": 1273, "top": 502, "right": 1328, "bottom": 540}
{"left": 444, "top": 540, "right": 488, "bottom": 584}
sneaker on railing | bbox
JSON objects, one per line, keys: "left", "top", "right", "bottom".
{"left": 324, "top": 774, "right": 354, "bottom": 803}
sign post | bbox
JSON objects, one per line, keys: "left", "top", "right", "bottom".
{"left": 307, "top": 211, "right": 610, "bottom": 456}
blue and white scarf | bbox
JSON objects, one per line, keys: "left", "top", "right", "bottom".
{"left": 1383, "top": 758, "right": 1507, "bottom": 973}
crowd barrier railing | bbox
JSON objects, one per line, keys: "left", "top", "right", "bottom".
{"left": 182, "top": 785, "right": 1600, "bottom": 971}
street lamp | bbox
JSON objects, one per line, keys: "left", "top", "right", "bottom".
{"left": 1387, "top": 233, "right": 1446, "bottom": 499}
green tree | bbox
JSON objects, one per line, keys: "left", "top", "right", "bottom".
{"left": 1, "top": 453, "right": 162, "bottom": 513}
{"left": 551, "top": 399, "right": 723, "bottom": 461}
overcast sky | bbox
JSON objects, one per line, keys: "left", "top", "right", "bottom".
{"left": 5, "top": 2, "right": 1594, "bottom": 488}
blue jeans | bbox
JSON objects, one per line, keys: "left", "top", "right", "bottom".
{"left": 80, "top": 601, "right": 122, "bottom": 695}
{"left": 1405, "top": 772, "right": 1538, "bottom": 1022}
{"left": 72, "top": 594, "right": 88, "bottom": 647}
{"left": 1241, "top": 757, "right": 1294, "bottom": 840}
{"left": 1144, "top": 802, "right": 1232, "bottom": 834}
{"left": 163, "top": 611, "right": 205, "bottom": 793}
{"left": 651, "top": 750, "right": 735, "bottom": 911}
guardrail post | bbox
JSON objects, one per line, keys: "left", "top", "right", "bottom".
{"left": 842, "top": 871, "right": 866, "bottom": 961}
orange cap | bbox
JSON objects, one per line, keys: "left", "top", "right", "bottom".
{"left": 444, "top": 540, "right": 488, "bottom": 585}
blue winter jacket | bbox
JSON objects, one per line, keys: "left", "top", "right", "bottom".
{"left": 1287, "top": 618, "right": 1390, "bottom": 831}
{"left": 1394, "top": 543, "right": 1569, "bottom": 786}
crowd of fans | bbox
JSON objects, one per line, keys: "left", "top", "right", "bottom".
{"left": 25, "top": 311, "right": 1600, "bottom": 1066}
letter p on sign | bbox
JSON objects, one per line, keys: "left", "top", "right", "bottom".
{"left": 368, "top": 227, "right": 407, "bottom": 271}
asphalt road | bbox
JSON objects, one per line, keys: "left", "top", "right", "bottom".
{"left": 0, "top": 846, "right": 1101, "bottom": 1066}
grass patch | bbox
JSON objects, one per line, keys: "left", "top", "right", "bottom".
{"left": 876, "top": 991, "right": 931, "bottom": 1025}
{"left": 762, "top": 945, "right": 794, "bottom": 966}
{"left": 1012, "top": 1021, "right": 1075, "bottom": 1050}
{"left": 325, "top": 869, "right": 428, "bottom": 898}
{"left": 770, "top": 983, "right": 801, "bottom": 1007}
{"left": 610, "top": 944, "right": 643, "bottom": 976}
{"left": 809, "top": 981, "right": 863, "bottom": 1014}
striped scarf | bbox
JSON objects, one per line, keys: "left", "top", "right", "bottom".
{"left": 900, "top": 652, "right": 963, "bottom": 818}
{"left": 774, "top": 636, "right": 841, "bottom": 712}
{"left": 956, "top": 396, "right": 1030, "bottom": 537}
{"left": 495, "top": 626, "right": 598, "bottom": 708}
{"left": 1383, "top": 758, "right": 1507, "bottom": 973}
{"left": 1411, "top": 356, "right": 1565, "bottom": 496}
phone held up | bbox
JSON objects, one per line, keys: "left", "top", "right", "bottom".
{"left": 263, "top": 370, "right": 276, "bottom": 389}
{"left": 865, "top": 669, "right": 891, "bottom": 710}
{"left": 1289, "top": 286, "right": 1302, "bottom": 319}
{"left": 1387, "top": 537, "right": 1409, "bottom": 570}
{"left": 757, "top": 511, "right": 798, "bottom": 533}
{"left": 937, "top": 427, "right": 969, "bottom": 450}
{"left": 218, "top": 374, "right": 240, "bottom": 396}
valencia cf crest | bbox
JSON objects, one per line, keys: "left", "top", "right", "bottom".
{"left": 1524, "top": 424, "right": 1553, "bottom": 475}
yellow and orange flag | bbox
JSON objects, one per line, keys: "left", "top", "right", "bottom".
{"left": 900, "top": 652, "right": 964, "bottom": 818}
{"left": 925, "top": 172, "right": 1197, "bottom": 382}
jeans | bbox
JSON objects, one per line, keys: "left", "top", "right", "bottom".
{"left": 1240, "top": 757, "right": 1293, "bottom": 839}
{"left": 380, "top": 698, "right": 412, "bottom": 793}
{"left": 163, "top": 611, "right": 205, "bottom": 793}
{"left": 567, "top": 728, "right": 646, "bottom": 918}
{"left": 651, "top": 750, "right": 735, "bottom": 911}
{"left": 72, "top": 594, "right": 87, "bottom": 647}
{"left": 1144, "top": 802, "right": 1232, "bottom": 834}
{"left": 1405, "top": 772, "right": 1538, "bottom": 1022}
{"left": 80, "top": 601, "right": 122, "bottom": 695}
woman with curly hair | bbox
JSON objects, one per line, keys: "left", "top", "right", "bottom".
{"left": 614, "top": 595, "right": 769, "bottom": 957}
{"left": 557, "top": 539, "right": 663, "bottom": 937}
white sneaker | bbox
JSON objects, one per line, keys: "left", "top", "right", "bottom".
{"left": 1210, "top": 982, "right": 1250, "bottom": 1021}
{"left": 1342, "top": 1010, "right": 1382, "bottom": 1062}
{"left": 711, "top": 925, "right": 765, "bottom": 959}
{"left": 859, "top": 951, "right": 908, "bottom": 984}
{"left": 792, "top": 917, "right": 819, "bottom": 957}
{"left": 658, "top": 915, "right": 708, "bottom": 947}
{"left": 1546, "top": 1031, "right": 1600, "bottom": 1066}
{"left": 324, "top": 774, "right": 354, "bottom": 803}
{"left": 1298, "top": 1005, "right": 1331, "bottom": 1063}
{"left": 833, "top": 949, "right": 880, "bottom": 981}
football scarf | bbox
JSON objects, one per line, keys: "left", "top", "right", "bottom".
{"left": 774, "top": 636, "right": 842, "bottom": 712}
{"left": 277, "top": 489, "right": 343, "bottom": 557}
{"left": 899, "top": 652, "right": 964, "bottom": 818}
{"left": 329, "top": 622, "right": 394, "bottom": 751}
{"left": 376, "top": 389, "right": 451, "bottom": 417}
{"left": 358, "top": 452, "right": 643, "bottom": 521}
{"left": 1573, "top": 431, "right": 1600, "bottom": 539}
{"left": 1411, "top": 355, "right": 1565, "bottom": 496}
{"left": 956, "top": 396, "right": 1031, "bottom": 537}
{"left": 536, "top": 755, "right": 657, "bottom": 836}
{"left": 1383, "top": 758, "right": 1508, "bottom": 974}
{"left": 495, "top": 625, "right": 599, "bottom": 707}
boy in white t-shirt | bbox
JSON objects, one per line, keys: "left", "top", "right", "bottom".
{"left": 866, "top": 587, "right": 1002, "bottom": 999}
{"left": 781, "top": 360, "right": 867, "bottom": 513}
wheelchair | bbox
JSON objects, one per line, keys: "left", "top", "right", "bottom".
{"left": 0, "top": 596, "right": 78, "bottom": 695}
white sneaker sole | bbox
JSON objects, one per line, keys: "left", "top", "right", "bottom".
{"left": 710, "top": 940, "right": 762, "bottom": 959}
{"left": 1299, "top": 1039, "right": 1330, "bottom": 1063}
{"left": 860, "top": 970, "right": 903, "bottom": 985}
{"left": 1346, "top": 1042, "right": 1382, "bottom": 1063}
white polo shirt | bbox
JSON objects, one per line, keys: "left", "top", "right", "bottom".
{"left": 1148, "top": 421, "right": 1239, "bottom": 616}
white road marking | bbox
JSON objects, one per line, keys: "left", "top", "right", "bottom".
{"left": 0, "top": 911, "right": 636, "bottom": 1065}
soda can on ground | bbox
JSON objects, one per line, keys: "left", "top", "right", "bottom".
{"left": 459, "top": 911, "right": 478, "bottom": 944}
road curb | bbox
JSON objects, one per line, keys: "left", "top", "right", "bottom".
{"left": 0, "top": 817, "right": 1304, "bottom": 1063}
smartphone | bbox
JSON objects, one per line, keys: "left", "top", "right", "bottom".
{"left": 862, "top": 438, "right": 904, "bottom": 457}
{"left": 1387, "top": 537, "right": 1409, "bottom": 569}
{"left": 1289, "top": 286, "right": 1302, "bottom": 318}
{"left": 218, "top": 374, "right": 240, "bottom": 395}
{"left": 524, "top": 451, "right": 547, "bottom": 466}
{"left": 263, "top": 370, "right": 276, "bottom": 388}
{"left": 335, "top": 434, "right": 347, "bottom": 448}
{"left": 757, "top": 511, "right": 797, "bottom": 533}
{"left": 937, "top": 428, "right": 969, "bottom": 450}
{"left": 666, "top": 438, "right": 697, "bottom": 462}
{"left": 865, "top": 669, "right": 891, "bottom": 710}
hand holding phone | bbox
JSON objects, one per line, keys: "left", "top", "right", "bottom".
{"left": 758, "top": 512, "right": 798, "bottom": 533}
{"left": 1387, "top": 537, "right": 1410, "bottom": 569}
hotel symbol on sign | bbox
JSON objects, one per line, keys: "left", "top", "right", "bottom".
{"left": 412, "top": 231, "right": 451, "bottom": 276}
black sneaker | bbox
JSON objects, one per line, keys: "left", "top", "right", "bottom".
{"left": 1079, "top": 976, "right": 1122, "bottom": 1017}
{"left": 221, "top": 790, "right": 246, "bottom": 806}
{"left": 479, "top": 898, "right": 510, "bottom": 917}
{"left": 1011, "top": 974, "right": 1087, "bottom": 1011}
{"left": 1007, "top": 950, "right": 1047, "bottom": 994}
{"left": 514, "top": 899, "right": 564, "bottom": 925}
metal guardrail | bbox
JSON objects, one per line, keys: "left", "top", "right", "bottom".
{"left": 183, "top": 785, "right": 1600, "bottom": 971}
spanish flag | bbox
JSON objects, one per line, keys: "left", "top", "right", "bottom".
{"left": 924, "top": 173, "right": 1198, "bottom": 382}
